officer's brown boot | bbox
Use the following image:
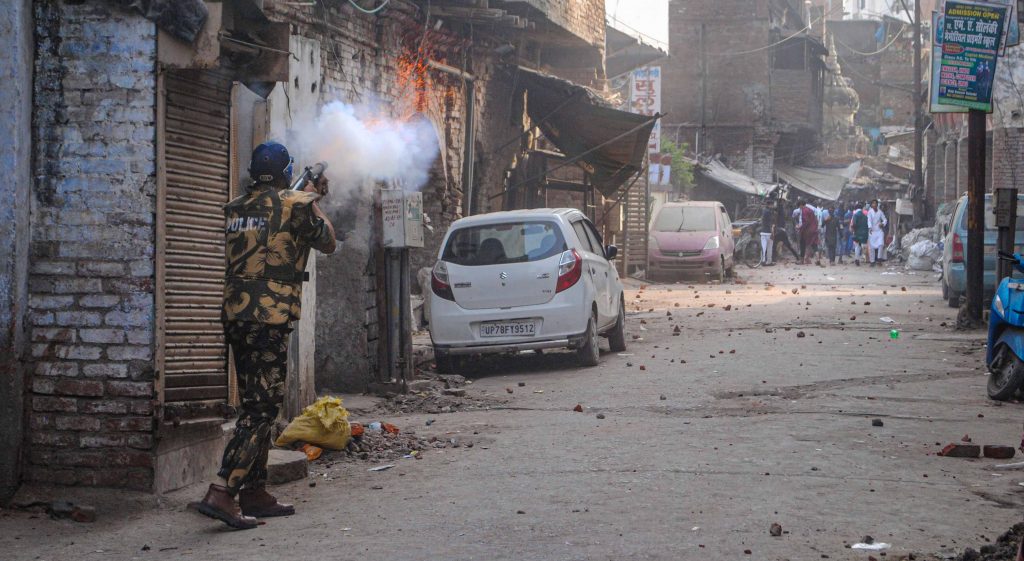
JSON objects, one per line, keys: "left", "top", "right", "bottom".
{"left": 194, "top": 484, "right": 258, "bottom": 530}
{"left": 239, "top": 486, "right": 295, "bottom": 518}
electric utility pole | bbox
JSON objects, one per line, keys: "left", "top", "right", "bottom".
{"left": 913, "top": 0, "right": 924, "bottom": 222}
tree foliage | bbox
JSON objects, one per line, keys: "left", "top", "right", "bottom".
{"left": 660, "top": 136, "right": 694, "bottom": 194}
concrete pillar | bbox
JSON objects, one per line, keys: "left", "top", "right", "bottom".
{"left": 925, "top": 131, "right": 937, "bottom": 216}
{"left": 958, "top": 136, "right": 969, "bottom": 198}
{"left": 0, "top": 0, "right": 33, "bottom": 502}
{"left": 944, "top": 140, "right": 957, "bottom": 203}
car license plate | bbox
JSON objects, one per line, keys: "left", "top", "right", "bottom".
{"left": 480, "top": 321, "right": 536, "bottom": 337}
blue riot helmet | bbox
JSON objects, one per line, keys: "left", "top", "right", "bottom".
{"left": 249, "top": 141, "right": 294, "bottom": 185}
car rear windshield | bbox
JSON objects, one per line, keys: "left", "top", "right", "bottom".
{"left": 957, "top": 200, "right": 1024, "bottom": 231}
{"left": 441, "top": 221, "right": 567, "bottom": 266}
{"left": 653, "top": 206, "right": 716, "bottom": 232}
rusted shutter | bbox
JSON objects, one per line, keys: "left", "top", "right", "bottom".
{"left": 160, "top": 70, "right": 232, "bottom": 415}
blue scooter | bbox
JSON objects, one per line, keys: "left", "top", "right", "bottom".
{"left": 987, "top": 251, "right": 1024, "bottom": 400}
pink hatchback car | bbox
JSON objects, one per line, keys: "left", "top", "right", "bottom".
{"left": 648, "top": 201, "right": 736, "bottom": 282}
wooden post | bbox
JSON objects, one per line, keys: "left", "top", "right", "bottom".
{"left": 966, "top": 109, "right": 986, "bottom": 322}
{"left": 995, "top": 187, "right": 1018, "bottom": 293}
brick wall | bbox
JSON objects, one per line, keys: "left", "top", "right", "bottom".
{"left": 515, "top": 0, "right": 606, "bottom": 47}
{"left": 664, "top": 0, "right": 772, "bottom": 132}
{"left": 770, "top": 69, "right": 817, "bottom": 131}
{"left": 271, "top": 3, "right": 511, "bottom": 391}
{"left": 27, "top": 0, "right": 156, "bottom": 490}
{"left": 945, "top": 141, "right": 957, "bottom": 201}
{"left": 992, "top": 127, "right": 1024, "bottom": 193}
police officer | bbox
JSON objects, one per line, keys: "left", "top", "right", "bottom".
{"left": 195, "top": 142, "right": 337, "bottom": 529}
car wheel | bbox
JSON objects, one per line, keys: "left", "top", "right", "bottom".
{"left": 607, "top": 298, "right": 627, "bottom": 353}
{"left": 577, "top": 312, "right": 600, "bottom": 367}
{"left": 434, "top": 350, "right": 455, "bottom": 374}
{"left": 947, "top": 285, "right": 961, "bottom": 308}
{"left": 713, "top": 257, "right": 725, "bottom": 284}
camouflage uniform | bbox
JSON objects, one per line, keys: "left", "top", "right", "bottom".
{"left": 218, "top": 184, "right": 332, "bottom": 494}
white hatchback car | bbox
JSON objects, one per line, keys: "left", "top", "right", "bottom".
{"left": 429, "top": 208, "right": 627, "bottom": 372}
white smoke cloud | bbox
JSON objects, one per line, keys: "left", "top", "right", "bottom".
{"left": 295, "top": 101, "right": 441, "bottom": 195}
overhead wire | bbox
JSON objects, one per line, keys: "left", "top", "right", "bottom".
{"left": 707, "top": 4, "right": 845, "bottom": 57}
{"left": 348, "top": 0, "right": 390, "bottom": 14}
{"left": 833, "top": 23, "right": 907, "bottom": 57}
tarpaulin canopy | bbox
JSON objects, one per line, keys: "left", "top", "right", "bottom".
{"left": 517, "top": 67, "right": 659, "bottom": 197}
{"left": 694, "top": 158, "right": 774, "bottom": 197}
{"left": 776, "top": 161, "right": 862, "bottom": 201}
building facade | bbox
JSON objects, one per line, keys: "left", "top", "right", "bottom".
{"left": 0, "top": 0, "right": 608, "bottom": 499}
{"left": 663, "top": 0, "right": 826, "bottom": 183}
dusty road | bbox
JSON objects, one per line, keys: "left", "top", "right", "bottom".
{"left": 3, "top": 263, "right": 1024, "bottom": 560}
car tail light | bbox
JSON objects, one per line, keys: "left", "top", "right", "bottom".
{"left": 556, "top": 249, "right": 583, "bottom": 293}
{"left": 951, "top": 233, "right": 964, "bottom": 263}
{"left": 431, "top": 261, "right": 455, "bottom": 301}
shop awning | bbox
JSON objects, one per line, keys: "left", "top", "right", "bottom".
{"left": 517, "top": 67, "right": 660, "bottom": 197}
{"left": 694, "top": 158, "right": 775, "bottom": 197}
{"left": 777, "top": 161, "right": 861, "bottom": 201}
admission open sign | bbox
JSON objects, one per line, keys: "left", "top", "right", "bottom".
{"left": 938, "top": 0, "right": 1008, "bottom": 112}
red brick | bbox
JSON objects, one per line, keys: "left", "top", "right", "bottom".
{"left": 32, "top": 396, "right": 77, "bottom": 412}
{"left": 129, "top": 399, "right": 154, "bottom": 415}
{"left": 111, "top": 450, "right": 153, "bottom": 468}
{"left": 53, "top": 450, "right": 107, "bottom": 468}
{"left": 29, "top": 431, "right": 76, "bottom": 448}
{"left": 55, "top": 378, "right": 105, "bottom": 397}
{"left": 29, "top": 413, "right": 55, "bottom": 430}
{"left": 127, "top": 434, "right": 153, "bottom": 449}
{"left": 55, "top": 414, "right": 101, "bottom": 432}
{"left": 79, "top": 434, "right": 125, "bottom": 448}
{"left": 76, "top": 467, "right": 129, "bottom": 487}
{"left": 125, "top": 468, "right": 153, "bottom": 492}
{"left": 102, "top": 417, "right": 151, "bottom": 432}
{"left": 105, "top": 380, "right": 152, "bottom": 398}
{"left": 939, "top": 443, "right": 981, "bottom": 458}
{"left": 983, "top": 445, "right": 1016, "bottom": 459}
{"left": 31, "top": 378, "right": 56, "bottom": 394}
{"left": 79, "top": 399, "right": 128, "bottom": 414}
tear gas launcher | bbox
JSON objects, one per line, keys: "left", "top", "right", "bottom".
{"left": 290, "top": 161, "right": 329, "bottom": 191}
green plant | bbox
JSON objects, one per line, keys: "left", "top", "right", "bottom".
{"left": 660, "top": 136, "right": 694, "bottom": 194}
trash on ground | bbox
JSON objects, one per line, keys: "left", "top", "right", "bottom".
{"left": 275, "top": 396, "right": 352, "bottom": 450}
{"left": 879, "top": 317, "right": 896, "bottom": 324}
{"left": 851, "top": 542, "right": 890, "bottom": 551}
{"left": 769, "top": 522, "right": 782, "bottom": 537}
{"left": 300, "top": 443, "right": 323, "bottom": 461}
{"left": 368, "top": 464, "right": 395, "bottom": 472}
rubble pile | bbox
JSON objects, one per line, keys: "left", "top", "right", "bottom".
{"left": 371, "top": 373, "right": 506, "bottom": 415}
{"left": 954, "top": 522, "right": 1024, "bottom": 561}
{"left": 321, "top": 429, "right": 455, "bottom": 464}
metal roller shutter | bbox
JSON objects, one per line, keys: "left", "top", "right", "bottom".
{"left": 160, "top": 70, "right": 232, "bottom": 415}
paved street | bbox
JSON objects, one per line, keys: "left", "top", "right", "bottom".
{"left": 3, "top": 263, "right": 1023, "bottom": 560}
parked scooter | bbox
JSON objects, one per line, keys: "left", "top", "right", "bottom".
{"left": 986, "top": 251, "right": 1024, "bottom": 400}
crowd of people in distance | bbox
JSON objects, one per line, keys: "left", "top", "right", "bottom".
{"left": 758, "top": 198, "right": 889, "bottom": 267}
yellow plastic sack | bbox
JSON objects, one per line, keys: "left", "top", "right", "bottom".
{"left": 275, "top": 396, "right": 352, "bottom": 450}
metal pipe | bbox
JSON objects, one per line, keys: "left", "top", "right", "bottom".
{"left": 427, "top": 59, "right": 475, "bottom": 81}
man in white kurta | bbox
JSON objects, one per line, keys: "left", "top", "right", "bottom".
{"left": 866, "top": 200, "right": 887, "bottom": 266}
